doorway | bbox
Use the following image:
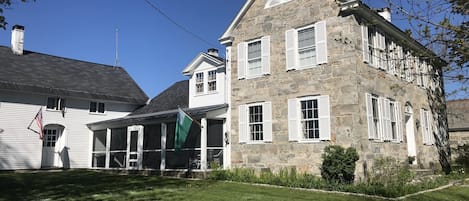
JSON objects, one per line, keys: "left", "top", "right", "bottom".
{"left": 41, "top": 125, "right": 65, "bottom": 168}
{"left": 405, "top": 104, "right": 417, "bottom": 165}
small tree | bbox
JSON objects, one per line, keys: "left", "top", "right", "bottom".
{"left": 321, "top": 145, "right": 359, "bottom": 184}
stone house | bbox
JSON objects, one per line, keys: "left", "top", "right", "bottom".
{"left": 447, "top": 99, "right": 469, "bottom": 148}
{"left": 219, "top": 0, "right": 446, "bottom": 177}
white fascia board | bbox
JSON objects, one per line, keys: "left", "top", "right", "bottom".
{"left": 182, "top": 53, "right": 224, "bottom": 76}
{"left": 219, "top": 0, "right": 255, "bottom": 42}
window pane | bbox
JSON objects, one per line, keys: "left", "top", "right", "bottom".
{"left": 98, "top": 103, "right": 105, "bottom": 113}
{"left": 90, "top": 102, "right": 97, "bottom": 112}
{"left": 248, "top": 41, "right": 261, "bottom": 59}
{"left": 47, "top": 97, "right": 56, "bottom": 109}
{"left": 93, "top": 130, "right": 107, "bottom": 152}
{"left": 110, "top": 127, "right": 127, "bottom": 151}
{"left": 298, "top": 27, "right": 315, "bottom": 49}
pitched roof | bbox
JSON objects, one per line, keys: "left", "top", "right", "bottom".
{"left": 447, "top": 99, "right": 469, "bottom": 131}
{"left": 182, "top": 52, "right": 225, "bottom": 75}
{"left": 0, "top": 46, "right": 148, "bottom": 104}
{"left": 130, "top": 80, "right": 189, "bottom": 115}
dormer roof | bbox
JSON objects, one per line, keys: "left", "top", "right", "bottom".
{"left": 182, "top": 52, "right": 224, "bottom": 76}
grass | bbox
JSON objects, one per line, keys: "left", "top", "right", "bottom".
{"left": 0, "top": 170, "right": 468, "bottom": 201}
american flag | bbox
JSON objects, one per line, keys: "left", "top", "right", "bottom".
{"left": 28, "top": 108, "right": 44, "bottom": 140}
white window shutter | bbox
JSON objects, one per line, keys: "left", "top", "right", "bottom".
{"left": 383, "top": 99, "right": 391, "bottom": 141}
{"left": 420, "top": 109, "right": 428, "bottom": 145}
{"left": 416, "top": 60, "right": 423, "bottom": 86}
{"left": 237, "top": 42, "right": 247, "bottom": 79}
{"left": 318, "top": 95, "right": 331, "bottom": 141}
{"left": 427, "top": 110, "right": 434, "bottom": 145}
{"left": 395, "top": 102, "right": 403, "bottom": 142}
{"left": 377, "top": 97, "right": 385, "bottom": 141}
{"left": 362, "top": 25, "right": 369, "bottom": 63}
{"left": 261, "top": 36, "right": 271, "bottom": 75}
{"left": 285, "top": 29, "right": 298, "bottom": 71}
{"left": 365, "top": 93, "right": 374, "bottom": 139}
{"left": 422, "top": 61, "right": 429, "bottom": 89}
{"left": 263, "top": 102, "right": 273, "bottom": 142}
{"left": 288, "top": 98, "right": 299, "bottom": 142}
{"left": 315, "top": 20, "right": 328, "bottom": 65}
{"left": 238, "top": 105, "right": 247, "bottom": 143}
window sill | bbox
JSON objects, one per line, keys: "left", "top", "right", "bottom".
{"left": 243, "top": 141, "right": 270, "bottom": 145}
{"left": 46, "top": 109, "right": 63, "bottom": 112}
{"left": 194, "top": 91, "right": 219, "bottom": 97}
{"left": 89, "top": 112, "right": 106, "bottom": 116}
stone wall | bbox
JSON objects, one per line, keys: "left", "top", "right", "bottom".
{"left": 228, "top": 0, "right": 440, "bottom": 177}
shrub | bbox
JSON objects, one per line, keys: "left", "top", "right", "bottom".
{"left": 370, "top": 157, "right": 414, "bottom": 186}
{"left": 454, "top": 144, "right": 469, "bottom": 170}
{"left": 320, "top": 145, "right": 359, "bottom": 184}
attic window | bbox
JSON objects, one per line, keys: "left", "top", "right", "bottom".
{"left": 265, "top": 0, "right": 292, "bottom": 8}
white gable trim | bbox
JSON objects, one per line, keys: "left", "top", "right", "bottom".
{"left": 219, "top": 0, "right": 255, "bottom": 44}
{"left": 182, "top": 53, "right": 224, "bottom": 75}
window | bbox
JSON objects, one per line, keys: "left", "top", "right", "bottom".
{"left": 420, "top": 109, "right": 434, "bottom": 145}
{"left": 247, "top": 40, "right": 262, "bottom": 76}
{"left": 43, "top": 129, "right": 58, "bottom": 147}
{"left": 363, "top": 25, "right": 386, "bottom": 69}
{"left": 265, "top": 0, "right": 292, "bottom": 8}
{"left": 90, "top": 102, "right": 105, "bottom": 114}
{"left": 288, "top": 96, "right": 330, "bottom": 142}
{"left": 46, "top": 97, "right": 65, "bottom": 111}
{"left": 237, "top": 36, "right": 270, "bottom": 79}
{"left": 208, "top": 70, "right": 217, "bottom": 92}
{"left": 249, "top": 105, "right": 263, "bottom": 141}
{"left": 285, "top": 21, "right": 327, "bottom": 71}
{"left": 195, "top": 72, "right": 204, "bottom": 94}
{"left": 238, "top": 102, "right": 272, "bottom": 143}
{"left": 365, "top": 93, "right": 403, "bottom": 142}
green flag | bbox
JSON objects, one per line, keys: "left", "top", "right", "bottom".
{"left": 175, "top": 108, "right": 193, "bottom": 150}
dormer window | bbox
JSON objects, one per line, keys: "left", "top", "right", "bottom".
{"left": 195, "top": 72, "right": 204, "bottom": 94}
{"left": 47, "top": 97, "right": 65, "bottom": 111}
{"left": 208, "top": 70, "right": 217, "bottom": 92}
{"left": 265, "top": 0, "right": 293, "bottom": 8}
{"left": 90, "top": 101, "right": 105, "bottom": 114}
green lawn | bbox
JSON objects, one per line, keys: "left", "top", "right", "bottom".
{"left": 0, "top": 170, "right": 467, "bottom": 201}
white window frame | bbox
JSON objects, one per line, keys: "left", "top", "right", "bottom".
{"left": 207, "top": 70, "right": 217, "bottom": 92}
{"left": 288, "top": 95, "right": 330, "bottom": 142}
{"left": 420, "top": 108, "right": 434, "bottom": 145}
{"left": 238, "top": 36, "right": 271, "bottom": 79}
{"left": 90, "top": 101, "right": 106, "bottom": 114}
{"left": 286, "top": 21, "right": 327, "bottom": 71}
{"left": 46, "top": 97, "right": 65, "bottom": 111}
{"left": 195, "top": 72, "right": 204, "bottom": 94}
{"left": 248, "top": 103, "right": 264, "bottom": 142}
{"left": 238, "top": 102, "right": 272, "bottom": 144}
{"left": 366, "top": 93, "right": 403, "bottom": 142}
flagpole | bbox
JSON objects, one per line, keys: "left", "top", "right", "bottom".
{"left": 178, "top": 107, "right": 203, "bottom": 128}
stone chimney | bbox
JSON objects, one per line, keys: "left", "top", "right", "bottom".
{"left": 378, "top": 7, "right": 391, "bottom": 22}
{"left": 11, "top": 25, "right": 25, "bottom": 55}
{"left": 207, "top": 48, "right": 219, "bottom": 57}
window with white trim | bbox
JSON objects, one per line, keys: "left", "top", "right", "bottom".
{"left": 237, "top": 36, "right": 270, "bottom": 79}
{"left": 285, "top": 21, "right": 328, "bottom": 71}
{"left": 288, "top": 95, "right": 330, "bottom": 142}
{"left": 90, "top": 101, "right": 105, "bottom": 114}
{"left": 365, "top": 93, "right": 403, "bottom": 142}
{"left": 238, "top": 102, "right": 272, "bottom": 143}
{"left": 195, "top": 72, "right": 204, "bottom": 94}
{"left": 46, "top": 97, "right": 65, "bottom": 111}
{"left": 207, "top": 70, "right": 217, "bottom": 92}
{"left": 265, "top": 0, "right": 292, "bottom": 8}
{"left": 420, "top": 109, "right": 434, "bottom": 145}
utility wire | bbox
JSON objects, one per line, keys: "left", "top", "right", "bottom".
{"left": 143, "top": 0, "right": 218, "bottom": 48}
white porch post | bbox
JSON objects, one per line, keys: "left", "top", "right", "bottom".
{"left": 105, "top": 128, "right": 111, "bottom": 169}
{"left": 200, "top": 118, "right": 207, "bottom": 170}
{"left": 160, "top": 123, "right": 167, "bottom": 170}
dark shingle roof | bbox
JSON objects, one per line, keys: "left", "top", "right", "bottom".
{"left": 0, "top": 46, "right": 148, "bottom": 104}
{"left": 130, "top": 80, "right": 188, "bottom": 115}
{"left": 447, "top": 99, "right": 469, "bottom": 131}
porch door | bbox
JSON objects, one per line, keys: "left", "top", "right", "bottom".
{"left": 127, "top": 126, "right": 143, "bottom": 169}
{"left": 405, "top": 106, "right": 417, "bottom": 164}
{"left": 41, "top": 128, "right": 61, "bottom": 168}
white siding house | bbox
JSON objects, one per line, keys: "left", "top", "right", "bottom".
{"left": 0, "top": 26, "right": 148, "bottom": 170}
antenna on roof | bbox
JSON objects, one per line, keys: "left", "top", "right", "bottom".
{"left": 114, "top": 28, "right": 119, "bottom": 68}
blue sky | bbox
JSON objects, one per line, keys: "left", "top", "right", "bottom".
{"left": 1, "top": 0, "right": 414, "bottom": 99}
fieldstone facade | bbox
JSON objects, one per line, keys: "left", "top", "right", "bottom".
{"left": 221, "top": 0, "right": 444, "bottom": 178}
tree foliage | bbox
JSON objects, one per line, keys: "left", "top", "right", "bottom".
{"left": 321, "top": 145, "right": 359, "bottom": 184}
{"left": 0, "top": 0, "right": 32, "bottom": 29}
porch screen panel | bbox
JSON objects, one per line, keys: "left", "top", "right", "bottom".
{"left": 142, "top": 124, "right": 162, "bottom": 169}
{"left": 166, "top": 121, "right": 201, "bottom": 169}
{"left": 207, "top": 120, "right": 224, "bottom": 169}
{"left": 109, "top": 127, "right": 127, "bottom": 168}
{"left": 92, "top": 130, "right": 106, "bottom": 168}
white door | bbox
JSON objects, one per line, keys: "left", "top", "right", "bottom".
{"left": 127, "top": 126, "right": 143, "bottom": 170}
{"left": 41, "top": 128, "right": 62, "bottom": 168}
{"left": 405, "top": 107, "right": 417, "bottom": 165}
